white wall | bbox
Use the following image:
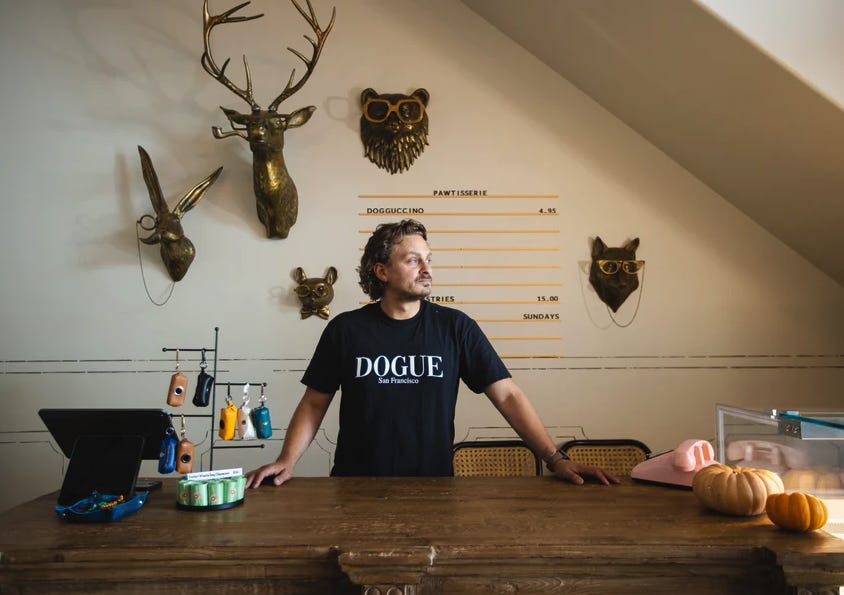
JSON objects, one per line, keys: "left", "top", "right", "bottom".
{"left": 698, "top": 0, "right": 844, "bottom": 108}
{"left": 1, "top": 0, "right": 842, "bottom": 513}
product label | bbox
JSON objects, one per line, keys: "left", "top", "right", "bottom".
{"left": 186, "top": 467, "right": 243, "bottom": 481}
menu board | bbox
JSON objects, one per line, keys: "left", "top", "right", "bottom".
{"left": 359, "top": 190, "right": 562, "bottom": 358}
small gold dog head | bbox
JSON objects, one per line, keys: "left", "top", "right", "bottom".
{"left": 294, "top": 267, "right": 337, "bottom": 319}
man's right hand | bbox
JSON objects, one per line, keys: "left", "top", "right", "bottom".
{"left": 245, "top": 461, "right": 293, "bottom": 489}
{"left": 244, "top": 388, "right": 334, "bottom": 489}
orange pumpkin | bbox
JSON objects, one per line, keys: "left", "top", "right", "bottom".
{"left": 766, "top": 492, "right": 828, "bottom": 532}
{"left": 692, "top": 464, "right": 784, "bottom": 516}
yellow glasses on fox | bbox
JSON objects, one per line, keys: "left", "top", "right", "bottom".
{"left": 596, "top": 259, "right": 645, "bottom": 275}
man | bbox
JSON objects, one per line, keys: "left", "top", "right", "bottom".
{"left": 246, "top": 219, "right": 618, "bottom": 487}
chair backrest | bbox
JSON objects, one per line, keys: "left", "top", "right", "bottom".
{"left": 453, "top": 440, "right": 541, "bottom": 477}
{"left": 559, "top": 439, "right": 651, "bottom": 476}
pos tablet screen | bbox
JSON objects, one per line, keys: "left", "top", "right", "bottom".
{"left": 39, "top": 408, "right": 173, "bottom": 505}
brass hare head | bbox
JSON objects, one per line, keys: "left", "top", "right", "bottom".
{"left": 137, "top": 146, "right": 222, "bottom": 282}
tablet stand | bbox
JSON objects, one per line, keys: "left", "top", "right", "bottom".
{"left": 58, "top": 435, "right": 145, "bottom": 506}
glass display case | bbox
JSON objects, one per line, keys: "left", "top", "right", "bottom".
{"left": 716, "top": 404, "right": 843, "bottom": 538}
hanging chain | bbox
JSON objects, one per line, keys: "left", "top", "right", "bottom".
{"left": 606, "top": 268, "right": 646, "bottom": 328}
{"left": 136, "top": 218, "right": 175, "bottom": 306}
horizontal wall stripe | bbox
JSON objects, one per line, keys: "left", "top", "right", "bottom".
{"left": 3, "top": 354, "right": 843, "bottom": 374}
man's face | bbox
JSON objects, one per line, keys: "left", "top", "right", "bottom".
{"left": 375, "top": 233, "right": 433, "bottom": 301}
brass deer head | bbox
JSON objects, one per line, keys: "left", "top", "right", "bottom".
{"left": 201, "top": 0, "right": 335, "bottom": 239}
{"left": 137, "top": 146, "right": 222, "bottom": 282}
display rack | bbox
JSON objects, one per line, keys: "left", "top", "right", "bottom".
{"left": 162, "top": 327, "right": 267, "bottom": 470}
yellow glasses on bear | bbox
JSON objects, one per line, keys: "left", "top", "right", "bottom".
{"left": 363, "top": 97, "right": 426, "bottom": 124}
{"left": 596, "top": 259, "right": 645, "bottom": 275}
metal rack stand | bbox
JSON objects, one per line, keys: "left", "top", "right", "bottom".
{"left": 162, "top": 327, "right": 268, "bottom": 470}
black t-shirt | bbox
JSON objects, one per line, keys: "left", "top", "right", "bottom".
{"left": 301, "top": 300, "right": 511, "bottom": 476}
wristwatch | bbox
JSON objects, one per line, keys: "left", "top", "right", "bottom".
{"left": 544, "top": 448, "right": 570, "bottom": 472}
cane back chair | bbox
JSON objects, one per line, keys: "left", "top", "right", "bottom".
{"left": 452, "top": 440, "right": 542, "bottom": 477}
{"left": 559, "top": 439, "right": 651, "bottom": 476}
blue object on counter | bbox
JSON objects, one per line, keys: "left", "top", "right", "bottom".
{"left": 54, "top": 490, "right": 148, "bottom": 523}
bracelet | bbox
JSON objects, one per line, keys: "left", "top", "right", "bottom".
{"left": 544, "top": 448, "right": 570, "bottom": 472}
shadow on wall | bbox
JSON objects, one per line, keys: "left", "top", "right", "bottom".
{"left": 0, "top": 440, "right": 65, "bottom": 514}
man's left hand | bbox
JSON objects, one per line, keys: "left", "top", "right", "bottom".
{"left": 552, "top": 460, "right": 621, "bottom": 485}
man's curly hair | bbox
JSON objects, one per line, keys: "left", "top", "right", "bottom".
{"left": 358, "top": 219, "right": 428, "bottom": 300}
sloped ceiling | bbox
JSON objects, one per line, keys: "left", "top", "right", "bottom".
{"left": 461, "top": 0, "right": 844, "bottom": 286}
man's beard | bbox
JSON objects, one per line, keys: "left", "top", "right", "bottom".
{"left": 394, "top": 277, "right": 432, "bottom": 302}
{"left": 362, "top": 128, "right": 429, "bottom": 175}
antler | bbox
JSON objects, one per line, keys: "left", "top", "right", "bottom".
{"left": 268, "top": 0, "right": 336, "bottom": 112}
{"left": 201, "top": 0, "right": 264, "bottom": 111}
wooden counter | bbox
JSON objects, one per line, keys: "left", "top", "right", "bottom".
{"left": 1, "top": 477, "right": 842, "bottom": 594}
